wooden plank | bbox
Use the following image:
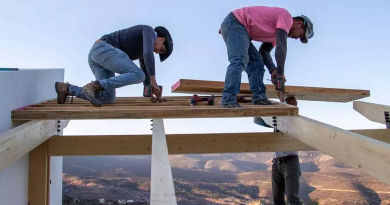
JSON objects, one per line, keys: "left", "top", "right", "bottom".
{"left": 12, "top": 105, "right": 298, "bottom": 120}
{"left": 171, "top": 79, "right": 370, "bottom": 102}
{"left": 0, "top": 120, "right": 66, "bottom": 171}
{"left": 47, "top": 132, "right": 314, "bottom": 156}
{"left": 263, "top": 115, "right": 390, "bottom": 186}
{"left": 28, "top": 141, "right": 49, "bottom": 205}
{"left": 353, "top": 101, "right": 390, "bottom": 124}
{"left": 150, "top": 119, "right": 177, "bottom": 205}
{"left": 47, "top": 129, "right": 390, "bottom": 156}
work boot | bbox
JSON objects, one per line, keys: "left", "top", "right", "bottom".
{"left": 55, "top": 82, "right": 71, "bottom": 104}
{"left": 82, "top": 80, "right": 104, "bottom": 107}
{"left": 219, "top": 102, "right": 243, "bottom": 109}
{"left": 252, "top": 98, "right": 274, "bottom": 105}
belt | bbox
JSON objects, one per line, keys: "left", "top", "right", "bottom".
{"left": 229, "top": 12, "right": 242, "bottom": 25}
{"left": 273, "top": 154, "right": 298, "bottom": 164}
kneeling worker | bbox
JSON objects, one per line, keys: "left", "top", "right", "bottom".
{"left": 55, "top": 25, "right": 173, "bottom": 107}
{"left": 254, "top": 97, "right": 302, "bottom": 205}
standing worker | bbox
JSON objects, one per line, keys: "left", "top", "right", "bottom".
{"left": 254, "top": 96, "right": 302, "bottom": 205}
{"left": 55, "top": 25, "right": 173, "bottom": 107}
{"left": 219, "top": 6, "right": 314, "bottom": 108}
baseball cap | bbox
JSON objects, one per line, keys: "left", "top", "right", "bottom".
{"left": 154, "top": 26, "right": 173, "bottom": 62}
{"left": 296, "top": 15, "right": 314, "bottom": 43}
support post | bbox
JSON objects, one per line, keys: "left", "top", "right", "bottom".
{"left": 28, "top": 141, "right": 49, "bottom": 205}
{"left": 150, "top": 119, "right": 177, "bottom": 205}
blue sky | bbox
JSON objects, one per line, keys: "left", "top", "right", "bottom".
{"left": 1, "top": 0, "right": 389, "bottom": 135}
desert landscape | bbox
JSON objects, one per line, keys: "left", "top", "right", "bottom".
{"left": 62, "top": 151, "right": 390, "bottom": 205}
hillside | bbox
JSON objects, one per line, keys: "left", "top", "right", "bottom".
{"left": 63, "top": 151, "right": 390, "bottom": 205}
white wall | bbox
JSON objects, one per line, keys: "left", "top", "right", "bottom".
{"left": 0, "top": 69, "right": 64, "bottom": 205}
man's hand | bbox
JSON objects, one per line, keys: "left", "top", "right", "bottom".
{"left": 152, "top": 83, "right": 161, "bottom": 97}
{"left": 271, "top": 70, "right": 286, "bottom": 85}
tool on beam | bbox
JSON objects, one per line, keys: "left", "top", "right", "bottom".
{"left": 190, "top": 94, "right": 215, "bottom": 106}
{"left": 143, "top": 85, "right": 163, "bottom": 103}
{"left": 275, "top": 77, "right": 285, "bottom": 103}
{"left": 385, "top": 111, "right": 389, "bottom": 129}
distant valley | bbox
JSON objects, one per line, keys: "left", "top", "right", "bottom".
{"left": 63, "top": 151, "right": 390, "bottom": 205}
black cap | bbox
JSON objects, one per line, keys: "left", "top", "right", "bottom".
{"left": 154, "top": 26, "right": 173, "bottom": 62}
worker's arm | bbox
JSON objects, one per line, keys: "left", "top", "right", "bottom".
{"left": 274, "top": 28, "right": 288, "bottom": 76}
{"left": 139, "top": 59, "right": 151, "bottom": 86}
{"left": 141, "top": 27, "right": 158, "bottom": 87}
{"left": 259, "top": 42, "right": 276, "bottom": 74}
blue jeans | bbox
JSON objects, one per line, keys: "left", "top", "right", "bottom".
{"left": 220, "top": 13, "right": 268, "bottom": 104}
{"left": 69, "top": 41, "right": 145, "bottom": 104}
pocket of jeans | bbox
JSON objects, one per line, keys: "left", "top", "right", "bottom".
{"left": 90, "top": 44, "right": 109, "bottom": 64}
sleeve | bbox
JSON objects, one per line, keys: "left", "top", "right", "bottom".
{"left": 275, "top": 28, "right": 288, "bottom": 75}
{"left": 139, "top": 59, "right": 151, "bottom": 86}
{"left": 276, "top": 12, "right": 293, "bottom": 33}
{"left": 259, "top": 42, "right": 277, "bottom": 74}
{"left": 141, "top": 26, "right": 156, "bottom": 76}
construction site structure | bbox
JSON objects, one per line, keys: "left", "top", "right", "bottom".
{"left": 0, "top": 69, "right": 389, "bottom": 205}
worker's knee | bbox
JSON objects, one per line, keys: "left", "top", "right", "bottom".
{"left": 133, "top": 69, "right": 146, "bottom": 84}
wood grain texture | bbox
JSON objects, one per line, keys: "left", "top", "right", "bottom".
{"left": 263, "top": 116, "right": 390, "bottom": 186}
{"left": 150, "top": 119, "right": 177, "bottom": 205}
{"left": 353, "top": 101, "right": 390, "bottom": 124}
{"left": 47, "top": 132, "right": 315, "bottom": 156}
{"left": 171, "top": 79, "right": 370, "bottom": 102}
{"left": 28, "top": 141, "right": 49, "bottom": 205}
{"left": 12, "top": 105, "right": 298, "bottom": 120}
{"left": 0, "top": 120, "right": 58, "bottom": 171}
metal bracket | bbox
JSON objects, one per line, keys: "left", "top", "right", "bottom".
{"left": 385, "top": 111, "right": 389, "bottom": 129}
{"left": 272, "top": 117, "right": 280, "bottom": 132}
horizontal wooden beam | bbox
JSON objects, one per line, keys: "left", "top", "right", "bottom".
{"left": 12, "top": 105, "right": 297, "bottom": 120}
{"left": 353, "top": 101, "right": 390, "bottom": 125}
{"left": 0, "top": 120, "right": 68, "bottom": 172}
{"left": 263, "top": 116, "right": 390, "bottom": 186}
{"left": 47, "top": 132, "right": 315, "bottom": 156}
{"left": 172, "top": 79, "right": 370, "bottom": 102}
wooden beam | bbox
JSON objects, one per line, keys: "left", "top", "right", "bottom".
{"left": 150, "top": 119, "right": 177, "bottom": 205}
{"left": 47, "top": 132, "right": 315, "bottom": 156}
{"left": 353, "top": 101, "right": 390, "bottom": 125}
{"left": 0, "top": 120, "right": 68, "bottom": 171}
{"left": 263, "top": 116, "right": 390, "bottom": 186}
{"left": 12, "top": 105, "right": 297, "bottom": 120}
{"left": 28, "top": 141, "right": 49, "bottom": 205}
{"left": 47, "top": 129, "right": 390, "bottom": 156}
{"left": 171, "top": 79, "right": 370, "bottom": 102}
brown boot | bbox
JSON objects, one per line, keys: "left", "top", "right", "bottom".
{"left": 55, "top": 82, "right": 71, "bottom": 104}
{"left": 82, "top": 81, "right": 104, "bottom": 107}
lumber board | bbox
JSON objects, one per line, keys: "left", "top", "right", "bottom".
{"left": 171, "top": 79, "right": 370, "bottom": 102}
{"left": 28, "top": 141, "right": 49, "bottom": 205}
{"left": 353, "top": 101, "right": 390, "bottom": 124}
{"left": 12, "top": 105, "right": 297, "bottom": 120}
{"left": 0, "top": 120, "right": 67, "bottom": 171}
{"left": 47, "top": 129, "right": 390, "bottom": 156}
{"left": 47, "top": 132, "right": 314, "bottom": 156}
{"left": 263, "top": 115, "right": 390, "bottom": 186}
{"left": 150, "top": 119, "right": 177, "bottom": 205}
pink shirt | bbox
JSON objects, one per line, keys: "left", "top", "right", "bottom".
{"left": 232, "top": 6, "right": 293, "bottom": 46}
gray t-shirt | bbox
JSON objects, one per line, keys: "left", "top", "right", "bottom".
{"left": 100, "top": 25, "right": 157, "bottom": 85}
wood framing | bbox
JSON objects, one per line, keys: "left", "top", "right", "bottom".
{"left": 353, "top": 101, "right": 390, "bottom": 124}
{"left": 172, "top": 79, "right": 370, "bottom": 102}
{"left": 46, "top": 129, "right": 390, "bottom": 156}
{"left": 263, "top": 115, "right": 390, "bottom": 186}
{"left": 150, "top": 119, "right": 177, "bottom": 205}
{"left": 0, "top": 120, "right": 68, "bottom": 172}
{"left": 28, "top": 141, "right": 49, "bottom": 205}
{"left": 47, "top": 132, "right": 313, "bottom": 156}
{"left": 11, "top": 97, "right": 298, "bottom": 120}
